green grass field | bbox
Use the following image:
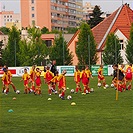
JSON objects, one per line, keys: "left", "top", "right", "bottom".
{"left": 0, "top": 76, "right": 132, "bottom": 133}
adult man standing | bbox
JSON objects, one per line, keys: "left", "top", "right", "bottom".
{"left": 50, "top": 60, "right": 57, "bottom": 76}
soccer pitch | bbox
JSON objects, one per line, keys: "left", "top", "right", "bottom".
{"left": 0, "top": 76, "right": 132, "bottom": 133}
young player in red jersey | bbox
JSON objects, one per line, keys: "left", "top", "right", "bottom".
{"left": 50, "top": 71, "right": 59, "bottom": 93}
{"left": 57, "top": 70, "right": 67, "bottom": 100}
{"left": 20, "top": 68, "right": 31, "bottom": 94}
{"left": 2, "top": 69, "right": 9, "bottom": 94}
{"left": 44, "top": 66, "right": 54, "bottom": 95}
{"left": 74, "top": 66, "right": 82, "bottom": 93}
{"left": 125, "top": 64, "right": 133, "bottom": 90}
{"left": 80, "top": 66, "right": 89, "bottom": 94}
{"left": 98, "top": 65, "right": 106, "bottom": 89}
{"left": 85, "top": 65, "right": 93, "bottom": 93}
{"left": 29, "top": 65, "right": 36, "bottom": 91}
{"left": 34, "top": 68, "right": 42, "bottom": 95}
{"left": 6, "top": 67, "right": 16, "bottom": 92}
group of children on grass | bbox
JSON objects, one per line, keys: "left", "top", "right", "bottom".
{"left": 1, "top": 63, "right": 132, "bottom": 99}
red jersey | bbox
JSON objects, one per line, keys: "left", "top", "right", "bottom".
{"left": 74, "top": 70, "right": 80, "bottom": 83}
{"left": 125, "top": 66, "right": 133, "bottom": 80}
{"left": 44, "top": 70, "right": 54, "bottom": 82}
{"left": 57, "top": 74, "right": 66, "bottom": 89}
{"left": 2, "top": 72, "right": 9, "bottom": 85}
{"left": 80, "top": 70, "right": 88, "bottom": 85}
{"left": 35, "top": 71, "right": 41, "bottom": 86}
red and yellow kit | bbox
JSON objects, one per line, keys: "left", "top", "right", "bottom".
{"left": 74, "top": 70, "right": 80, "bottom": 83}
{"left": 7, "top": 71, "right": 12, "bottom": 83}
{"left": 80, "top": 70, "right": 88, "bottom": 86}
{"left": 125, "top": 66, "right": 133, "bottom": 81}
{"left": 44, "top": 70, "right": 54, "bottom": 84}
{"left": 85, "top": 69, "right": 92, "bottom": 81}
{"left": 98, "top": 68, "right": 104, "bottom": 80}
{"left": 50, "top": 75, "right": 58, "bottom": 83}
{"left": 35, "top": 71, "right": 41, "bottom": 86}
{"left": 57, "top": 74, "right": 66, "bottom": 89}
{"left": 22, "top": 73, "right": 30, "bottom": 85}
{"left": 30, "top": 69, "right": 36, "bottom": 81}
{"left": 2, "top": 73, "right": 9, "bottom": 85}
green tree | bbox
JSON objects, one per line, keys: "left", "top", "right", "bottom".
{"left": 76, "top": 22, "right": 97, "bottom": 66}
{"left": 0, "top": 27, "right": 10, "bottom": 35}
{"left": 126, "top": 23, "right": 133, "bottom": 63}
{"left": 88, "top": 5, "right": 104, "bottom": 28}
{"left": 2, "top": 26, "right": 21, "bottom": 66}
{"left": 41, "top": 26, "right": 49, "bottom": 34}
{"left": 66, "top": 27, "right": 78, "bottom": 34}
{"left": 49, "top": 33, "right": 73, "bottom": 65}
{"left": 103, "top": 33, "right": 123, "bottom": 64}
{"left": 19, "top": 26, "right": 48, "bottom": 66}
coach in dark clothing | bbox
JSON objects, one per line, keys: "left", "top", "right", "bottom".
{"left": 50, "top": 60, "right": 57, "bottom": 76}
{"left": 112, "top": 64, "right": 124, "bottom": 81}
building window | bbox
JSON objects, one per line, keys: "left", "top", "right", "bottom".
{"left": 4, "top": 16, "right": 6, "bottom": 18}
{"left": 7, "top": 16, "right": 9, "bottom": 18}
{"left": 7, "top": 19, "right": 9, "bottom": 21}
{"left": 31, "top": 0, "right": 34, "bottom": 4}
{"left": 10, "top": 15, "right": 12, "bottom": 18}
{"left": 45, "top": 40, "right": 52, "bottom": 47}
{"left": 32, "top": 20, "right": 35, "bottom": 25}
{"left": 32, "top": 14, "right": 35, "bottom": 18}
{"left": 119, "top": 40, "right": 124, "bottom": 50}
{"left": 32, "top": 7, "right": 34, "bottom": 11}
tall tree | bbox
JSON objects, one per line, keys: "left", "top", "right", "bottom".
{"left": 102, "top": 33, "right": 123, "bottom": 64}
{"left": 126, "top": 23, "right": 133, "bottom": 63}
{"left": 2, "top": 26, "right": 21, "bottom": 66}
{"left": 49, "top": 33, "right": 73, "bottom": 65}
{"left": 41, "top": 26, "right": 49, "bottom": 34}
{"left": 66, "top": 27, "right": 78, "bottom": 34}
{"left": 18, "top": 26, "right": 48, "bottom": 66}
{"left": 88, "top": 5, "right": 104, "bottom": 28}
{"left": 76, "top": 22, "right": 97, "bottom": 65}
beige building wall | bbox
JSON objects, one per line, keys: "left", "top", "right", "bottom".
{"left": 68, "top": 34, "right": 79, "bottom": 65}
{"left": 21, "top": 0, "right": 51, "bottom": 30}
{"left": 21, "top": 0, "right": 30, "bottom": 28}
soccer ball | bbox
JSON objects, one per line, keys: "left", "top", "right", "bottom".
{"left": 16, "top": 90, "right": 20, "bottom": 94}
{"left": 54, "top": 91, "right": 58, "bottom": 94}
{"left": 67, "top": 95, "right": 72, "bottom": 100}
{"left": 105, "top": 84, "right": 109, "bottom": 88}
{"left": 70, "top": 89, "right": 75, "bottom": 93}
{"left": 111, "top": 84, "right": 114, "bottom": 88}
{"left": 4, "top": 89, "right": 6, "bottom": 93}
{"left": 97, "top": 83, "right": 101, "bottom": 87}
{"left": 90, "top": 88, "right": 94, "bottom": 92}
{"left": 30, "top": 89, "right": 33, "bottom": 93}
{"left": 59, "top": 94, "right": 62, "bottom": 98}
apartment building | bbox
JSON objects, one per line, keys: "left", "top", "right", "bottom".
{"left": 0, "top": 11, "right": 20, "bottom": 27}
{"left": 21, "top": 0, "right": 83, "bottom": 31}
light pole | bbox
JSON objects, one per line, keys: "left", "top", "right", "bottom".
{"left": 62, "top": 14, "right": 65, "bottom": 65}
{"left": 88, "top": 35, "right": 90, "bottom": 69}
{"left": 14, "top": 39, "right": 16, "bottom": 67}
{"left": 0, "top": 40, "right": 3, "bottom": 66}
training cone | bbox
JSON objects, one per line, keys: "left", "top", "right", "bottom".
{"left": 8, "top": 109, "right": 13, "bottom": 113}
{"left": 13, "top": 97, "right": 16, "bottom": 100}
{"left": 71, "top": 102, "right": 76, "bottom": 106}
{"left": 48, "top": 98, "right": 52, "bottom": 101}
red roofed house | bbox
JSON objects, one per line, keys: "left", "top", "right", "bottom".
{"left": 68, "top": 4, "right": 133, "bottom": 65}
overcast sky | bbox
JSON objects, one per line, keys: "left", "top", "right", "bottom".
{"left": 0, "top": 0, "right": 132, "bottom": 13}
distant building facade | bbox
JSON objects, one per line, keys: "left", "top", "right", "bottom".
{"left": 0, "top": 11, "right": 20, "bottom": 28}
{"left": 20, "top": 0, "right": 83, "bottom": 31}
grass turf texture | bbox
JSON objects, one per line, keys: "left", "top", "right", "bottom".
{"left": 0, "top": 76, "right": 132, "bottom": 133}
